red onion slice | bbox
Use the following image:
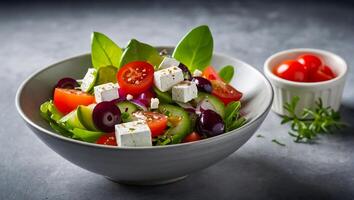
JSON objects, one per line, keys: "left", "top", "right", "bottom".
{"left": 176, "top": 102, "right": 195, "bottom": 112}
{"left": 196, "top": 98, "right": 217, "bottom": 114}
{"left": 129, "top": 99, "right": 148, "bottom": 111}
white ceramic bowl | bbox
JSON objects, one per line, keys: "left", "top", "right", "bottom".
{"left": 16, "top": 48, "right": 273, "bottom": 185}
{"left": 264, "top": 48, "right": 347, "bottom": 115}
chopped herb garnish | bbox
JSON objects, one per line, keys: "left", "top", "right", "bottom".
{"left": 272, "top": 139, "right": 286, "bottom": 147}
{"left": 281, "top": 96, "right": 346, "bottom": 143}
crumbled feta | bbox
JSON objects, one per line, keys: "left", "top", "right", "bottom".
{"left": 158, "top": 57, "right": 180, "bottom": 70}
{"left": 153, "top": 66, "right": 184, "bottom": 92}
{"left": 115, "top": 120, "right": 152, "bottom": 147}
{"left": 94, "top": 82, "right": 119, "bottom": 103}
{"left": 126, "top": 94, "right": 133, "bottom": 100}
{"left": 150, "top": 98, "right": 159, "bottom": 109}
{"left": 172, "top": 81, "right": 198, "bottom": 103}
{"left": 81, "top": 68, "right": 97, "bottom": 92}
{"left": 193, "top": 69, "right": 203, "bottom": 77}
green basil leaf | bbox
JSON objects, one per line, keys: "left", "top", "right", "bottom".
{"left": 218, "top": 65, "right": 234, "bottom": 83}
{"left": 49, "top": 122, "right": 72, "bottom": 137}
{"left": 91, "top": 32, "right": 122, "bottom": 69}
{"left": 224, "top": 101, "right": 246, "bottom": 132}
{"left": 172, "top": 25, "right": 213, "bottom": 71}
{"left": 119, "top": 39, "right": 162, "bottom": 68}
{"left": 225, "top": 101, "right": 241, "bottom": 121}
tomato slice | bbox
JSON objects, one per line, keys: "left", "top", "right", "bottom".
{"left": 182, "top": 132, "right": 202, "bottom": 143}
{"left": 132, "top": 111, "right": 168, "bottom": 137}
{"left": 211, "top": 80, "right": 242, "bottom": 104}
{"left": 297, "top": 54, "right": 322, "bottom": 75}
{"left": 117, "top": 61, "right": 154, "bottom": 95}
{"left": 202, "top": 66, "right": 222, "bottom": 81}
{"left": 96, "top": 132, "right": 117, "bottom": 146}
{"left": 273, "top": 60, "right": 308, "bottom": 82}
{"left": 53, "top": 88, "right": 95, "bottom": 114}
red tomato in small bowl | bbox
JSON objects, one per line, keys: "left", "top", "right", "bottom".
{"left": 211, "top": 80, "right": 243, "bottom": 104}
{"left": 273, "top": 60, "right": 308, "bottom": 82}
{"left": 297, "top": 54, "right": 322, "bottom": 75}
{"left": 310, "top": 65, "right": 336, "bottom": 82}
{"left": 117, "top": 61, "right": 154, "bottom": 95}
{"left": 53, "top": 88, "right": 95, "bottom": 114}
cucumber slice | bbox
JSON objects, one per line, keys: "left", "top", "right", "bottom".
{"left": 77, "top": 104, "right": 98, "bottom": 131}
{"left": 194, "top": 92, "right": 225, "bottom": 118}
{"left": 95, "top": 66, "right": 117, "bottom": 85}
{"left": 116, "top": 101, "right": 138, "bottom": 122}
{"left": 81, "top": 68, "right": 97, "bottom": 92}
{"left": 158, "top": 104, "right": 191, "bottom": 144}
{"left": 153, "top": 87, "right": 173, "bottom": 104}
{"left": 59, "top": 109, "right": 86, "bottom": 130}
{"left": 71, "top": 128, "right": 104, "bottom": 143}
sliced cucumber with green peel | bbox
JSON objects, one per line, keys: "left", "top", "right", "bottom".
{"left": 153, "top": 87, "right": 173, "bottom": 104}
{"left": 95, "top": 66, "right": 117, "bottom": 85}
{"left": 59, "top": 109, "right": 86, "bottom": 130}
{"left": 81, "top": 68, "right": 98, "bottom": 92}
{"left": 158, "top": 104, "right": 192, "bottom": 144}
{"left": 116, "top": 101, "right": 138, "bottom": 122}
{"left": 71, "top": 128, "right": 104, "bottom": 143}
{"left": 194, "top": 92, "right": 225, "bottom": 118}
{"left": 77, "top": 104, "right": 98, "bottom": 131}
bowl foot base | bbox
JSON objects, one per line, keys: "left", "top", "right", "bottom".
{"left": 105, "top": 175, "right": 188, "bottom": 186}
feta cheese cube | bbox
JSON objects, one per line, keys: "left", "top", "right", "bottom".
{"left": 154, "top": 66, "right": 184, "bottom": 92}
{"left": 126, "top": 94, "right": 133, "bottom": 100}
{"left": 172, "top": 81, "right": 198, "bottom": 103}
{"left": 150, "top": 98, "right": 159, "bottom": 109}
{"left": 81, "top": 68, "right": 97, "bottom": 92}
{"left": 158, "top": 57, "right": 180, "bottom": 70}
{"left": 193, "top": 69, "right": 203, "bottom": 77}
{"left": 94, "top": 82, "right": 119, "bottom": 103}
{"left": 115, "top": 120, "right": 152, "bottom": 147}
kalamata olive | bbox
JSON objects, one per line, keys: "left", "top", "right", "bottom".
{"left": 196, "top": 110, "right": 225, "bottom": 137}
{"left": 192, "top": 77, "right": 212, "bottom": 93}
{"left": 93, "top": 101, "right": 121, "bottom": 132}
{"left": 55, "top": 77, "right": 79, "bottom": 89}
{"left": 178, "top": 63, "right": 192, "bottom": 80}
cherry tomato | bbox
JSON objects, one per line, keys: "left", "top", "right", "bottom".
{"left": 211, "top": 80, "right": 243, "bottom": 104}
{"left": 202, "top": 66, "right": 222, "bottom": 81}
{"left": 273, "top": 60, "right": 308, "bottom": 82}
{"left": 310, "top": 66, "right": 336, "bottom": 82}
{"left": 53, "top": 88, "right": 95, "bottom": 114}
{"left": 96, "top": 132, "right": 117, "bottom": 146}
{"left": 297, "top": 54, "right": 322, "bottom": 75}
{"left": 117, "top": 61, "right": 154, "bottom": 95}
{"left": 310, "top": 70, "right": 332, "bottom": 82}
{"left": 132, "top": 111, "right": 168, "bottom": 137}
{"left": 182, "top": 132, "right": 202, "bottom": 143}
{"left": 321, "top": 65, "right": 336, "bottom": 78}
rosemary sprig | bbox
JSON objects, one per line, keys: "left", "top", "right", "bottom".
{"left": 281, "top": 96, "right": 346, "bottom": 142}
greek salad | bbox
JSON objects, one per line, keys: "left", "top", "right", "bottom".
{"left": 40, "top": 25, "right": 246, "bottom": 147}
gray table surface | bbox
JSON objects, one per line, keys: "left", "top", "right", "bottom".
{"left": 1, "top": 1, "right": 354, "bottom": 199}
